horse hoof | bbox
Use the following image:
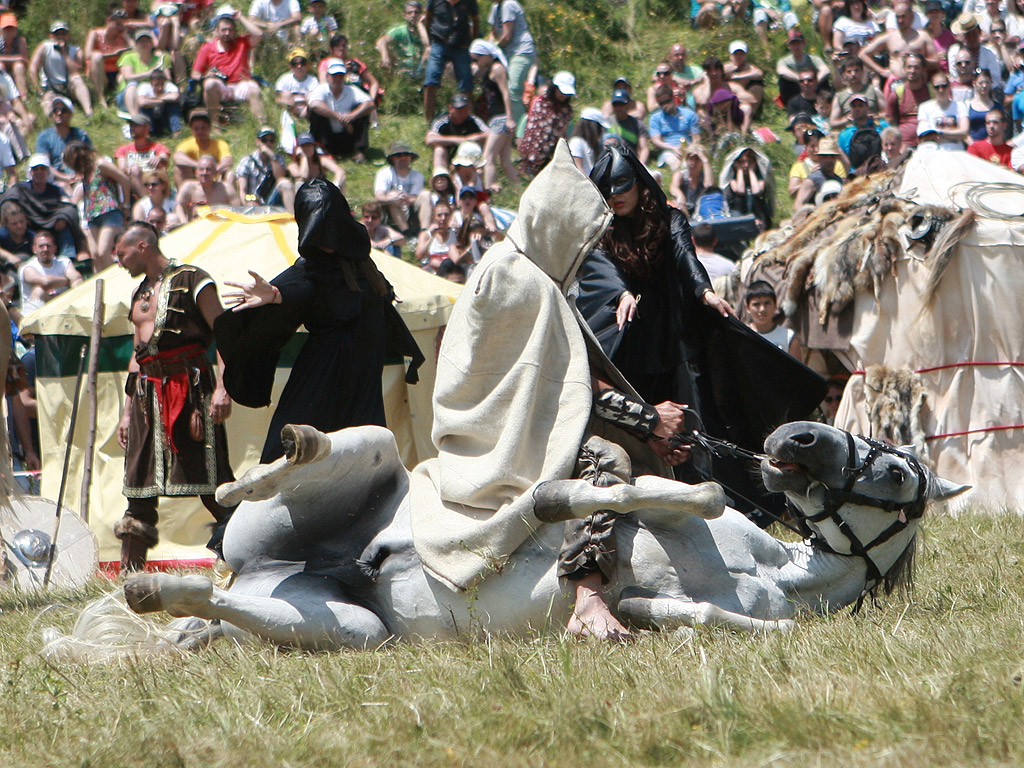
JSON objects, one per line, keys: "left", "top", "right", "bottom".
{"left": 124, "top": 573, "right": 214, "bottom": 617}
{"left": 124, "top": 574, "right": 165, "bottom": 614}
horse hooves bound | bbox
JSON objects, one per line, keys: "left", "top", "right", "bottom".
{"left": 124, "top": 574, "right": 166, "bottom": 614}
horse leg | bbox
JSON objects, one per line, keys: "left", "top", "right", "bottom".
{"left": 617, "top": 593, "right": 795, "bottom": 633}
{"left": 124, "top": 572, "right": 390, "bottom": 651}
{"left": 534, "top": 475, "right": 726, "bottom": 523}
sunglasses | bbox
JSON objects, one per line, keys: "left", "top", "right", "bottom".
{"left": 656, "top": 70, "right": 672, "bottom": 76}
{"left": 933, "top": 83, "right": 950, "bottom": 89}
{"left": 291, "top": 58, "right": 308, "bottom": 65}
{"left": 145, "top": 181, "right": 161, "bottom": 187}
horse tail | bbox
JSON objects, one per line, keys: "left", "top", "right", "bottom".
{"left": 41, "top": 588, "right": 219, "bottom": 663}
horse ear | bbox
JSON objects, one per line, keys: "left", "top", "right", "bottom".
{"left": 899, "top": 444, "right": 918, "bottom": 458}
{"left": 929, "top": 476, "right": 971, "bottom": 501}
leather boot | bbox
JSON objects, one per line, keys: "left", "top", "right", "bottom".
{"left": 113, "top": 516, "right": 159, "bottom": 574}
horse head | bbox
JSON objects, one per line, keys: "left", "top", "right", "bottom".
{"left": 761, "top": 421, "right": 969, "bottom": 598}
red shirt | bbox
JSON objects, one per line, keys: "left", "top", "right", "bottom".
{"left": 885, "top": 82, "right": 931, "bottom": 148}
{"left": 193, "top": 34, "right": 253, "bottom": 83}
{"left": 967, "top": 139, "right": 1013, "bottom": 168}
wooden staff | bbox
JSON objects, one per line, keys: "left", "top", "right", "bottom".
{"left": 80, "top": 279, "right": 104, "bottom": 524}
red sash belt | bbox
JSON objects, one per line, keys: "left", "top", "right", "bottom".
{"left": 138, "top": 344, "right": 208, "bottom": 453}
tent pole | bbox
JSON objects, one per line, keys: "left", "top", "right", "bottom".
{"left": 80, "top": 279, "right": 104, "bottom": 525}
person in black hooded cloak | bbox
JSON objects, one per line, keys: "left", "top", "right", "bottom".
{"left": 576, "top": 145, "right": 827, "bottom": 524}
{"left": 214, "top": 178, "right": 424, "bottom": 463}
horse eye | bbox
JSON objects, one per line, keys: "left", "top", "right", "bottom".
{"left": 889, "top": 467, "right": 905, "bottom": 484}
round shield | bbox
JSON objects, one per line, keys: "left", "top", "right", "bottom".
{"left": 0, "top": 497, "right": 98, "bottom": 592}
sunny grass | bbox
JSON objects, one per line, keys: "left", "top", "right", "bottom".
{"left": 2, "top": 511, "right": 1024, "bottom": 767}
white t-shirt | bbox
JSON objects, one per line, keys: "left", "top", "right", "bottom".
{"left": 696, "top": 250, "right": 736, "bottom": 280}
{"left": 916, "top": 98, "right": 968, "bottom": 150}
{"left": 567, "top": 136, "right": 595, "bottom": 176}
{"left": 374, "top": 165, "right": 425, "bottom": 197}
{"left": 757, "top": 324, "right": 795, "bottom": 353}
{"left": 138, "top": 81, "right": 181, "bottom": 101}
{"left": 275, "top": 71, "right": 318, "bottom": 95}
{"left": 308, "top": 82, "right": 370, "bottom": 131}
{"left": 249, "top": 0, "right": 299, "bottom": 39}
{"left": 19, "top": 255, "right": 73, "bottom": 315}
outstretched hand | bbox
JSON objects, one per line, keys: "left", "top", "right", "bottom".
{"left": 702, "top": 290, "right": 734, "bottom": 318}
{"left": 224, "top": 270, "right": 278, "bottom": 312}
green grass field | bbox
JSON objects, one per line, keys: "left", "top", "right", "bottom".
{"left": 3, "top": 512, "right": 1024, "bottom": 767}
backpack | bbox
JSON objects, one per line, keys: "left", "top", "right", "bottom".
{"left": 848, "top": 126, "right": 882, "bottom": 172}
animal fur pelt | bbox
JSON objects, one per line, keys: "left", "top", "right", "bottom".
{"left": 863, "top": 365, "right": 930, "bottom": 465}
{"left": 922, "top": 208, "right": 976, "bottom": 308}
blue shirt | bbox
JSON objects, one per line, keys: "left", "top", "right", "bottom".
{"left": 35, "top": 126, "right": 92, "bottom": 174}
{"left": 1005, "top": 69, "right": 1024, "bottom": 98}
{"left": 838, "top": 117, "right": 889, "bottom": 156}
{"left": 648, "top": 106, "right": 700, "bottom": 147}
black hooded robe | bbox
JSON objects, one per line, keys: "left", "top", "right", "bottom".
{"left": 214, "top": 179, "right": 424, "bottom": 463}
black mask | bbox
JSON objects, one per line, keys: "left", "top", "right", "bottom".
{"left": 294, "top": 178, "right": 369, "bottom": 265}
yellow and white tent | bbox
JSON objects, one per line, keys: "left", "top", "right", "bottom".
{"left": 21, "top": 208, "right": 460, "bottom": 566}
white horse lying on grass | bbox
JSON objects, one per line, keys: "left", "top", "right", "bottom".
{"left": 91, "top": 420, "right": 967, "bottom": 652}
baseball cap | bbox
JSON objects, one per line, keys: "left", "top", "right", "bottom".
{"left": 296, "top": 132, "right": 315, "bottom": 146}
{"left": 552, "top": 71, "right": 576, "bottom": 96}
{"left": 579, "top": 107, "right": 609, "bottom": 128}
{"left": 135, "top": 28, "right": 154, "bottom": 41}
{"left": 50, "top": 20, "right": 69, "bottom": 32}
{"left": 28, "top": 153, "right": 51, "bottom": 169}
{"left": 848, "top": 93, "right": 868, "bottom": 104}
{"left": 0, "top": 13, "right": 17, "bottom": 28}
{"left": 611, "top": 88, "right": 630, "bottom": 104}
{"left": 459, "top": 186, "right": 479, "bottom": 198}
{"left": 51, "top": 95, "right": 74, "bottom": 113}
{"left": 613, "top": 75, "right": 631, "bottom": 87}
{"left": 449, "top": 92, "right": 470, "bottom": 108}
{"left": 325, "top": 58, "right": 346, "bottom": 75}
{"left": 787, "top": 29, "right": 805, "bottom": 43}
{"left": 288, "top": 47, "right": 308, "bottom": 62}
{"left": 257, "top": 125, "right": 276, "bottom": 138}
{"left": 787, "top": 111, "right": 814, "bottom": 131}
{"left": 189, "top": 108, "right": 211, "bottom": 124}
{"left": 729, "top": 40, "right": 748, "bottom": 54}
{"left": 815, "top": 179, "right": 843, "bottom": 206}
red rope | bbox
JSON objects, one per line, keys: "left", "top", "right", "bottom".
{"left": 926, "top": 424, "right": 1024, "bottom": 441}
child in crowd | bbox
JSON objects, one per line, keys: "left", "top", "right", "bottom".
{"left": 361, "top": 200, "right": 404, "bottom": 258}
{"left": 745, "top": 280, "right": 802, "bottom": 358}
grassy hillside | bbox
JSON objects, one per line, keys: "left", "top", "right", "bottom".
{"left": 19, "top": 0, "right": 808, "bottom": 225}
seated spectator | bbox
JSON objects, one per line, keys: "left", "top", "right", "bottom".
{"left": 753, "top": 0, "right": 800, "bottom": 48}
{"left": 0, "top": 55, "right": 34, "bottom": 153}
{"left": 450, "top": 142, "right": 485, "bottom": 189}
{"left": 606, "top": 88, "right": 650, "bottom": 163}
{"left": 832, "top": 0, "right": 880, "bottom": 53}
{"left": 646, "top": 62, "right": 688, "bottom": 115}
{"left": 884, "top": 52, "right": 932, "bottom": 147}
{"left": 248, "top": 0, "right": 301, "bottom": 43}
{"left": 146, "top": 204, "right": 173, "bottom": 234}
{"left": 693, "top": 56, "right": 755, "bottom": 133}
{"left": 115, "top": 115, "right": 171, "bottom": 197}
{"left": 425, "top": 92, "right": 488, "bottom": 168}
{"left": 85, "top": 10, "right": 132, "bottom": 111}
{"left": 63, "top": 141, "right": 132, "bottom": 271}
{"left": 138, "top": 68, "right": 182, "bottom": 138}
{"left": 235, "top": 126, "right": 295, "bottom": 212}
{"left": 35, "top": 97, "right": 92, "bottom": 192}
{"left": 967, "top": 108, "right": 1014, "bottom": 165}
{"left": 152, "top": 2, "right": 189, "bottom": 82}
{"left": 668, "top": 42, "right": 703, "bottom": 91}
{"left": 361, "top": 201, "right": 405, "bottom": 258}
{"left": 967, "top": 68, "right": 1001, "bottom": 140}
{"left": 175, "top": 154, "right": 241, "bottom": 222}
{"left": 724, "top": 41, "right": 765, "bottom": 114}
{"left": 830, "top": 57, "right": 884, "bottom": 129}
{"left": 173, "top": 109, "right": 234, "bottom": 188}
{"left": 787, "top": 111, "right": 817, "bottom": 155}
{"left": 670, "top": 145, "right": 713, "bottom": 214}
{"left": 519, "top": 71, "right": 576, "bottom": 177}
{"left": 838, "top": 93, "right": 889, "bottom": 155}
{"left": 0, "top": 201, "right": 35, "bottom": 278}
{"left": 787, "top": 68, "right": 822, "bottom": 116}
{"left": 301, "top": 0, "right": 339, "bottom": 45}
{"left": 745, "top": 280, "right": 801, "bottom": 357}
{"left": 788, "top": 128, "right": 843, "bottom": 197}
{"left": 415, "top": 166, "right": 456, "bottom": 231}
{"left": 29, "top": 21, "right": 93, "bottom": 117}
{"left": 374, "top": 141, "right": 424, "bottom": 234}
{"left": 308, "top": 59, "right": 374, "bottom": 161}
{"left": 777, "top": 30, "right": 830, "bottom": 106}
{"left": 602, "top": 76, "right": 645, "bottom": 120}
{"left": 649, "top": 84, "right": 700, "bottom": 170}
{"left": 794, "top": 135, "right": 845, "bottom": 207}
{"left": 568, "top": 107, "right": 607, "bottom": 176}
{"left": 287, "top": 132, "right": 346, "bottom": 190}
{"left": 705, "top": 88, "right": 745, "bottom": 140}
{"left": 2, "top": 155, "right": 89, "bottom": 264}
{"left": 131, "top": 169, "right": 181, "bottom": 229}
{"left": 275, "top": 47, "right": 318, "bottom": 121}
{"left": 692, "top": 222, "right": 736, "bottom": 281}
{"left": 437, "top": 258, "right": 466, "bottom": 283}
{"left": 415, "top": 198, "right": 458, "bottom": 272}
{"left": 18, "top": 230, "right": 82, "bottom": 317}
{"left": 471, "top": 39, "right": 517, "bottom": 188}
{"left": 318, "top": 35, "right": 381, "bottom": 120}
{"left": 692, "top": 0, "right": 743, "bottom": 27}
{"left": 120, "top": 0, "right": 154, "bottom": 33}
{"left": 880, "top": 125, "right": 906, "bottom": 166}
{"left": 0, "top": 14, "right": 30, "bottom": 100}
{"left": 813, "top": 88, "right": 833, "bottom": 133}
{"left": 116, "top": 29, "right": 170, "bottom": 117}
{"left": 376, "top": 1, "right": 428, "bottom": 78}
{"left": 917, "top": 71, "right": 969, "bottom": 149}
{"left": 723, "top": 147, "right": 774, "bottom": 231}
{"left": 191, "top": 11, "right": 266, "bottom": 122}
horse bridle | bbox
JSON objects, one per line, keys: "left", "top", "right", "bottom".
{"left": 792, "top": 431, "right": 928, "bottom": 600}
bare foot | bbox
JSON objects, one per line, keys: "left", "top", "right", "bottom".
{"left": 567, "top": 581, "right": 634, "bottom": 642}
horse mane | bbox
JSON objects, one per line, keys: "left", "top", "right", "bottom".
{"left": 868, "top": 531, "right": 917, "bottom": 601}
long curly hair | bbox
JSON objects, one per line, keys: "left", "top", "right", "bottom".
{"left": 599, "top": 185, "right": 668, "bottom": 280}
